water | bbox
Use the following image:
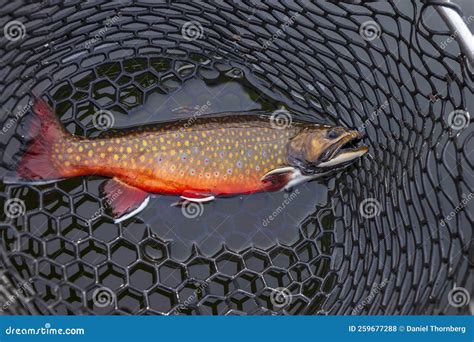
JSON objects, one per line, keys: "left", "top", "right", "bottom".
{"left": 48, "top": 56, "right": 339, "bottom": 261}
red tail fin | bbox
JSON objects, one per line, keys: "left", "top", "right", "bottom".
{"left": 7, "top": 98, "right": 68, "bottom": 183}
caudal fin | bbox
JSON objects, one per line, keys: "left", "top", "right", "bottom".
{"left": 4, "top": 98, "right": 68, "bottom": 184}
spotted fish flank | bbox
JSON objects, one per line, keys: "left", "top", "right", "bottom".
{"left": 7, "top": 98, "right": 368, "bottom": 222}
{"left": 53, "top": 118, "right": 292, "bottom": 195}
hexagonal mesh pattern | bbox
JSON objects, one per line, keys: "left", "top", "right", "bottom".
{"left": 0, "top": 0, "right": 472, "bottom": 315}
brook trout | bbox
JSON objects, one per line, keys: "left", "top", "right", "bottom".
{"left": 7, "top": 99, "right": 368, "bottom": 222}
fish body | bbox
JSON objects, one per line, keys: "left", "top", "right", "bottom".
{"left": 53, "top": 115, "right": 299, "bottom": 196}
{"left": 7, "top": 99, "right": 368, "bottom": 222}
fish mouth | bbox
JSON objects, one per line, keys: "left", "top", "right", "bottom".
{"left": 316, "top": 130, "right": 368, "bottom": 168}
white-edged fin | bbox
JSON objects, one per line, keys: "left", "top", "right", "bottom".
{"left": 317, "top": 149, "right": 367, "bottom": 168}
{"left": 261, "top": 166, "right": 297, "bottom": 181}
{"left": 114, "top": 196, "right": 150, "bottom": 224}
{"left": 284, "top": 169, "right": 328, "bottom": 190}
{"left": 101, "top": 177, "right": 151, "bottom": 224}
{"left": 171, "top": 194, "right": 215, "bottom": 207}
{"left": 180, "top": 195, "right": 215, "bottom": 203}
{"left": 261, "top": 167, "right": 297, "bottom": 191}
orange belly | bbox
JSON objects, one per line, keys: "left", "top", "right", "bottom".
{"left": 52, "top": 115, "right": 297, "bottom": 197}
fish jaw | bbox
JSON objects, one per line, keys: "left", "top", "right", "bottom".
{"left": 317, "top": 145, "right": 368, "bottom": 168}
{"left": 315, "top": 130, "right": 368, "bottom": 169}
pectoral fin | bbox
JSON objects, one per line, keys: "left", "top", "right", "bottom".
{"left": 101, "top": 178, "right": 150, "bottom": 224}
{"left": 261, "top": 167, "right": 297, "bottom": 191}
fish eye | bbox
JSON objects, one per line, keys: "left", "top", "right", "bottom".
{"left": 326, "top": 130, "right": 341, "bottom": 139}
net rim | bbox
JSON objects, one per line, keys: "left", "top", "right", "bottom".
{"left": 434, "top": 0, "right": 474, "bottom": 69}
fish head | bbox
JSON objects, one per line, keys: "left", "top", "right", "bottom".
{"left": 287, "top": 125, "right": 368, "bottom": 174}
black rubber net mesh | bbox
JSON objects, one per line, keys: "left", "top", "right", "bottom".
{"left": 0, "top": 0, "right": 472, "bottom": 315}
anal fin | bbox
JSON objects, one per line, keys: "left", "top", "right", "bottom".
{"left": 101, "top": 178, "right": 150, "bottom": 224}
